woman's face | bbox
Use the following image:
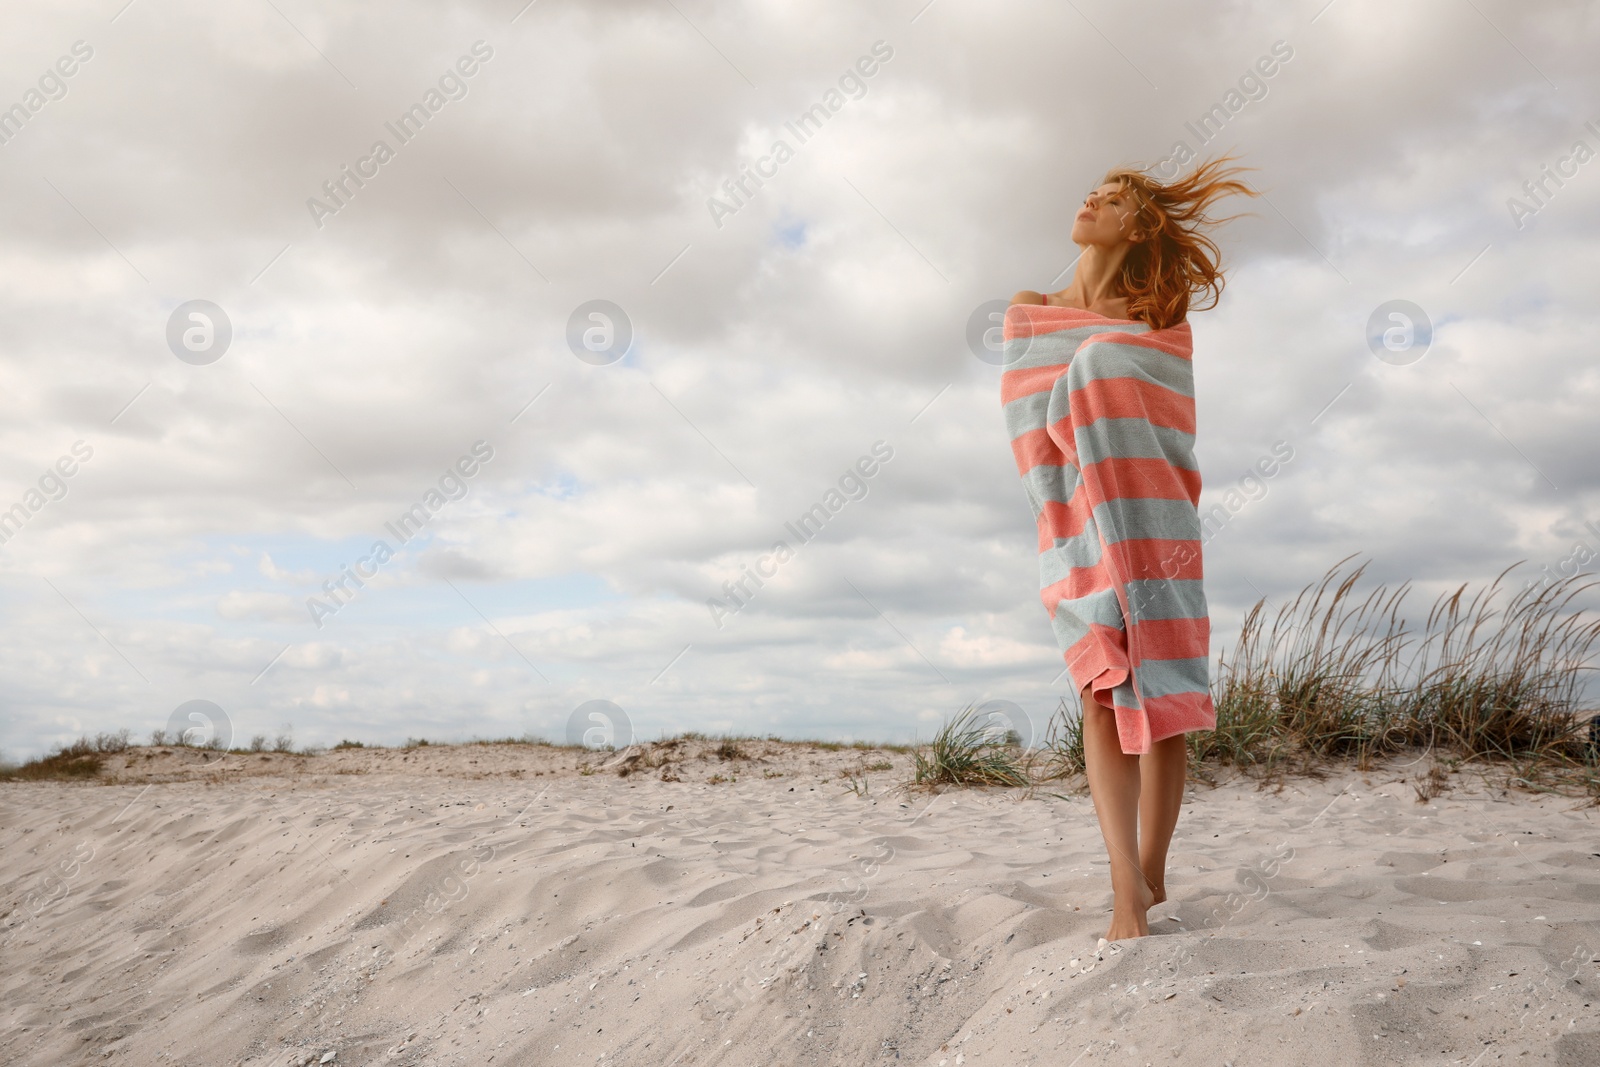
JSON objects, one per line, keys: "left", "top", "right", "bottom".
{"left": 1071, "top": 181, "right": 1141, "bottom": 247}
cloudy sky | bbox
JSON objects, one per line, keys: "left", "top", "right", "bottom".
{"left": 2, "top": 0, "right": 1596, "bottom": 761}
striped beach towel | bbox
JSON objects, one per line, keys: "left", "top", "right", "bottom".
{"left": 1000, "top": 303, "right": 1216, "bottom": 755}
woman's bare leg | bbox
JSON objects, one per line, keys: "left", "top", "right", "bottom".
{"left": 1080, "top": 682, "right": 1153, "bottom": 940}
{"left": 1137, "top": 734, "right": 1188, "bottom": 906}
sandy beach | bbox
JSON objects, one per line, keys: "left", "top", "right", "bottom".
{"left": 2, "top": 741, "right": 1597, "bottom": 1066}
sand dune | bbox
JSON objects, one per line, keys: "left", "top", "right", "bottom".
{"left": 2, "top": 742, "right": 1597, "bottom": 1066}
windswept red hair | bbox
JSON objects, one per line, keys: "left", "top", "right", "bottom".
{"left": 1101, "top": 154, "right": 1260, "bottom": 331}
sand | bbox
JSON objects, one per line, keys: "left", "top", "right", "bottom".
{"left": 1, "top": 740, "right": 1597, "bottom": 1066}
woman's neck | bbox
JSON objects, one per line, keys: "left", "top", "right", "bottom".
{"left": 1045, "top": 243, "right": 1134, "bottom": 317}
{"left": 1059, "top": 242, "right": 1130, "bottom": 307}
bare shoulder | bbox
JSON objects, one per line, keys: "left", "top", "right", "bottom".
{"left": 1010, "top": 289, "right": 1047, "bottom": 305}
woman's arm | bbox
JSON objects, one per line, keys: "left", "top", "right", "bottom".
{"left": 1010, "top": 289, "right": 1047, "bottom": 305}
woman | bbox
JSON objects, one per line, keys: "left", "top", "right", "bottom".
{"left": 1002, "top": 156, "right": 1258, "bottom": 942}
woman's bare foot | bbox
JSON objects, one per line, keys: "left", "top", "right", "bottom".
{"left": 1146, "top": 879, "right": 1167, "bottom": 908}
{"left": 1105, "top": 879, "right": 1155, "bottom": 941}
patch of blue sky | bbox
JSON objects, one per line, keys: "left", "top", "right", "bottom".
{"left": 533, "top": 469, "right": 584, "bottom": 501}
{"left": 409, "top": 571, "right": 623, "bottom": 621}
{"left": 23, "top": 528, "right": 624, "bottom": 634}
{"left": 774, "top": 215, "right": 807, "bottom": 250}
{"left": 292, "top": 569, "right": 625, "bottom": 645}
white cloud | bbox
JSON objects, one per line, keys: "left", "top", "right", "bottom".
{"left": 216, "top": 589, "right": 305, "bottom": 624}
